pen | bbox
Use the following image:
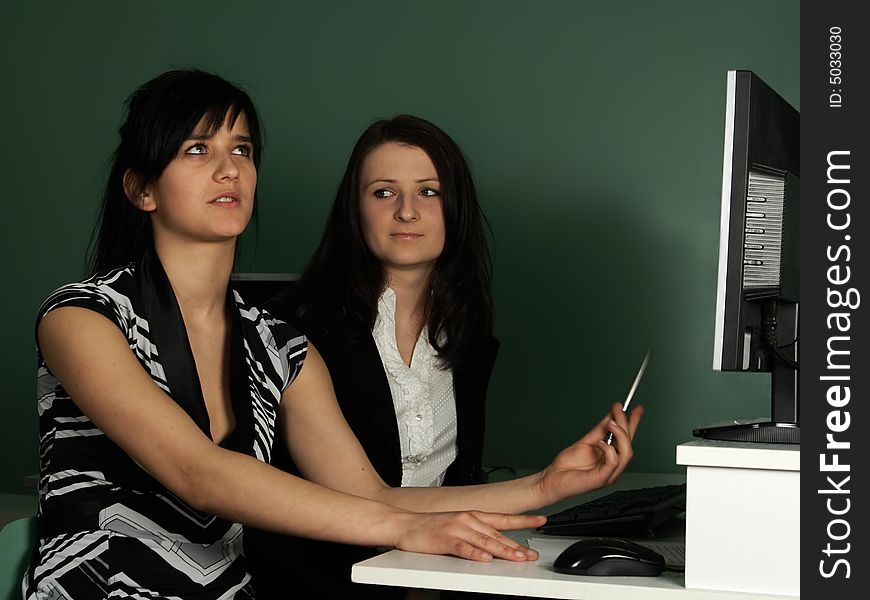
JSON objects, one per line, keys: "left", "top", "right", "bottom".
{"left": 605, "top": 350, "right": 651, "bottom": 445}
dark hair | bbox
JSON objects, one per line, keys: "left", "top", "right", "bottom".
{"left": 86, "top": 69, "right": 263, "bottom": 274}
{"left": 295, "top": 115, "right": 493, "bottom": 369}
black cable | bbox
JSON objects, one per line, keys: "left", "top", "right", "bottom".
{"left": 762, "top": 313, "right": 799, "bottom": 371}
{"left": 481, "top": 466, "right": 517, "bottom": 482}
{"left": 778, "top": 333, "right": 799, "bottom": 349}
{"left": 772, "top": 345, "right": 799, "bottom": 370}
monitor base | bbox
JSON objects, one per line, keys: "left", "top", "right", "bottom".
{"left": 693, "top": 421, "right": 799, "bottom": 444}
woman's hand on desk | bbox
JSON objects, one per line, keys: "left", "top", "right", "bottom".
{"left": 393, "top": 511, "right": 545, "bottom": 562}
{"left": 535, "top": 403, "right": 643, "bottom": 506}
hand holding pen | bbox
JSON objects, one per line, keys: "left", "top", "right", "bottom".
{"left": 606, "top": 350, "right": 651, "bottom": 445}
{"left": 534, "top": 352, "right": 648, "bottom": 505}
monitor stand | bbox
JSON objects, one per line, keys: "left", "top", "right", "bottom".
{"left": 694, "top": 362, "right": 799, "bottom": 444}
{"left": 696, "top": 306, "right": 799, "bottom": 445}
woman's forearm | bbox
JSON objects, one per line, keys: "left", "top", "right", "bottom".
{"left": 190, "top": 445, "right": 408, "bottom": 547}
{"left": 372, "top": 471, "right": 549, "bottom": 515}
{"left": 187, "top": 445, "right": 545, "bottom": 562}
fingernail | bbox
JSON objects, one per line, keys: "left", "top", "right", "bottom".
{"left": 610, "top": 420, "right": 618, "bottom": 427}
{"left": 482, "top": 553, "right": 492, "bottom": 561}
{"left": 516, "top": 551, "right": 526, "bottom": 559}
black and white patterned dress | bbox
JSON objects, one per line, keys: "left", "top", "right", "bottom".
{"left": 24, "top": 249, "right": 307, "bottom": 599}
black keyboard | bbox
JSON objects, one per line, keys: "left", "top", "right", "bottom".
{"left": 537, "top": 483, "right": 686, "bottom": 538}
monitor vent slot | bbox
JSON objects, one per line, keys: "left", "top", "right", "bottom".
{"left": 743, "top": 168, "right": 786, "bottom": 299}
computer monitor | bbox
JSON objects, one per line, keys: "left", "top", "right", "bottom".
{"left": 694, "top": 70, "right": 799, "bottom": 444}
{"left": 230, "top": 272, "right": 299, "bottom": 319}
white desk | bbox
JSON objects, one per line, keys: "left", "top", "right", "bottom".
{"left": 677, "top": 440, "right": 799, "bottom": 597}
{"left": 352, "top": 472, "right": 791, "bottom": 599}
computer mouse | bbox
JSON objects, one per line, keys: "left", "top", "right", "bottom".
{"left": 553, "top": 537, "right": 665, "bottom": 577}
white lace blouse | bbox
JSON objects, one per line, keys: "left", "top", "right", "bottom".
{"left": 372, "top": 288, "right": 458, "bottom": 487}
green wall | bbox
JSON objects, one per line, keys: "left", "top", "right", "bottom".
{"left": 0, "top": 0, "right": 799, "bottom": 493}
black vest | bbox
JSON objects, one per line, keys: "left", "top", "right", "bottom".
{"left": 245, "top": 306, "right": 499, "bottom": 599}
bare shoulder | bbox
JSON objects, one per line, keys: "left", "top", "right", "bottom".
{"left": 38, "top": 306, "right": 151, "bottom": 407}
{"left": 282, "top": 342, "right": 331, "bottom": 405}
{"left": 38, "top": 306, "right": 127, "bottom": 354}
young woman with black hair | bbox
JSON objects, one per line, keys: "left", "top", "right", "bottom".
{"left": 25, "top": 73, "right": 565, "bottom": 599}
{"left": 247, "top": 116, "right": 644, "bottom": 599}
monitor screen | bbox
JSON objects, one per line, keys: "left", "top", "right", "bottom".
{"left": 695, "top": 70, "right": 800, "bottom": 444}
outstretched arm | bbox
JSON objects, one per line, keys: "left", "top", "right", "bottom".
{"left": 284, "top": 345, "right": 643, "bottom": 514}
{"left": 38, "top": 307, "right": 542, "bottom": 561}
